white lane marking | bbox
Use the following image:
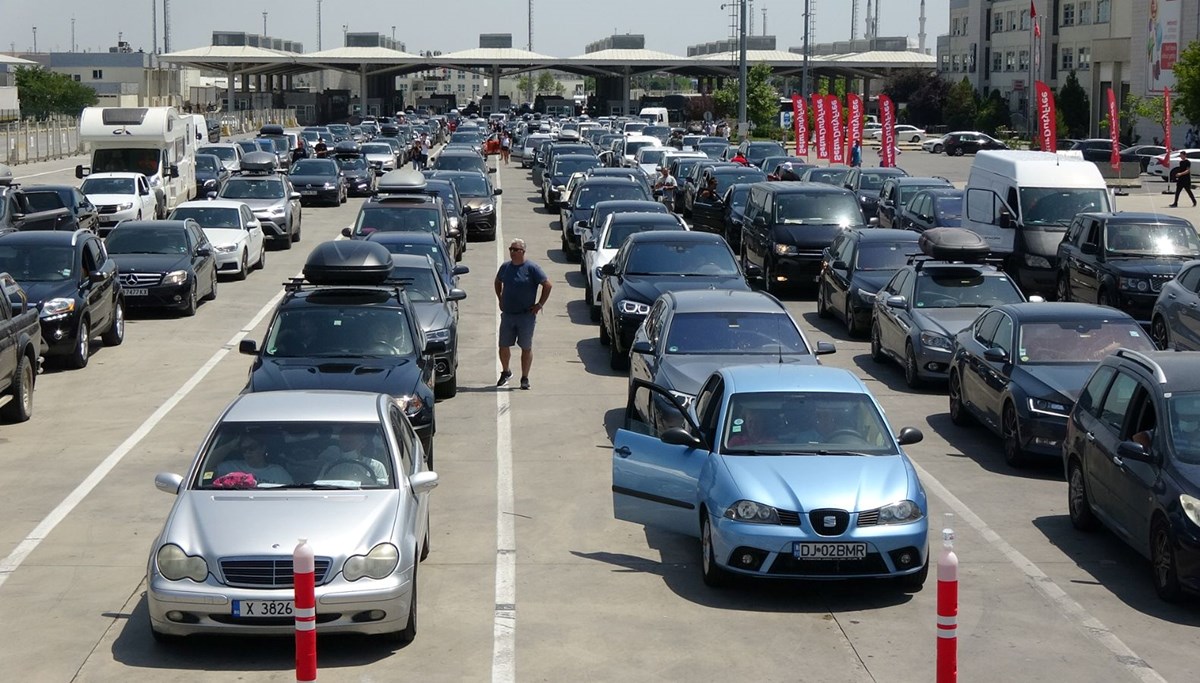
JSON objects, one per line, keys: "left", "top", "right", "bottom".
{"left": 491, "top": 167, "right": 516, "bottom": 683}
{"left": 910, "top": 461, "right": 1166, "bottom": 683}
{"left": 14, "top": 166, "right": 80, "bottom": 180}
{"left": 0, "top": 289, "right": 285, "bottom": 590}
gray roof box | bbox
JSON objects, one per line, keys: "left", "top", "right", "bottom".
{"left": 376, "top": 169, "right": 427, "bottom": 194}
{"left": 919, "top": 227, "right": 990, "bottom": 262}
{"left": 302, "top": 240, "right": 394, "bottom": 286}
{"left": 241, "top": 151, "right": 278, "bottom": 174}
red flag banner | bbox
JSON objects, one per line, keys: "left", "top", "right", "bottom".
{"left": 795, "top": 95, "right": 809, "bottom": 157}
{"left": 791, "top": 94, "right": 803, "bottom": 156}
{"left": 1030, "top": 0, "right": 1037, "bottom": 18}
{"left": 879, "top": 95, "right": 896, "bottom": 167}
{"left": 1107, "top": 87, "right": 1120, "bottom": 170}
{"left": 813, "top": 95, "right": 829, "bottom": 159}
{"left": 828, "top": 95, "right": 845, "bottom": 164}
{"left": 1163, "top": 86, "right": 1173, "bottom": 166}
{"left": 1034, "top": 81, "right": 1056, "bottom": 152}
{"left": 847, "top": 92, "right": 864, "bottom": 153}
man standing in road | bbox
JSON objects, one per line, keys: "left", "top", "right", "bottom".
{"left": 654, "top": 166, "right": 678, "bottom": 208}
{"left": 495, "top": 238, "right": 552, "bottom": 390}
{"left": 1171, "top": 154, "right": 1197, "bottom": 207}
{"left": 850, "top": 139, "right": 863, "bottom": 167}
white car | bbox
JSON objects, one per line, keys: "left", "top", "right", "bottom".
{"left": 1148, "top": 149, "right": 1200, "bottom": 181}
{"left": 620, "top": 135, "right": 662, "bottom": 169}
{"left": 635, "top": 147, "right": 671, "bottom": 178}
{"left": 584, "top": 211, "right": 689, "bottom": 320}
{"left": 198, "top": 143, "right": 244, "bottom": 173}
{"left": 868, "top": 125, "right": 926, "bottom": 143}
{"left": 922, "top": 135, "right": 949, "bottom": 153}
{"left": 168, "top": 200, "right": 266, "bottom": 280}
{"left": 79, "top": 172, "right": 159, "bottom": 235}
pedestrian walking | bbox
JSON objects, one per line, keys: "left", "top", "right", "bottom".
{"left": 850, "top": 139, "right": 863, "bottom": 167}
{"left": 495, "top": 239, "right": 552, "bottom": 391}
{"left": 410, "top": 139, "right": 423, "bottom": 170}
{"left": 420, "top": 134, "right": 432, "bottom": 169}
{"left": 1170, "top": 154, "right": 1196, "bottom": 207}
{"left": 500, "top": 132, "right": 511, "bottom": 165}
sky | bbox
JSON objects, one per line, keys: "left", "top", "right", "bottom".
{"left": 2, "top": 1, "right": 948, "bottom": 58}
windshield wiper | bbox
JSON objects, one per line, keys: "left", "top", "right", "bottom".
{"left": 268, "top": 483, "right": 363, "bottom": 490}
{"left": 813, "top": 449, "right": 876, "bottom": 456}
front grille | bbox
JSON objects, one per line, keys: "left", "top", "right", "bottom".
{"left": 220, "top": 556, "right": 332, "bottom": 588}
{"left": 212, "top": 612, "right": 341, "bottom": 626}
{"left": 777, "top": 510, "right": 802, "bottom": 527}
{"left": 856, "top": 510, "right": 880, "bottom": 527}
{"left": 1150, "top": 275, "right": 1174, "bottom": 293}
{"left": 808, "top": 509, "right": 850, "bottom": 536}
{"left": 97, "top": 205, "right": 120, "bottom": 215}
{"left": 119, "top": 272, "right": 163, "bottom": 287}
{"left": 768, "top": 552, "right": 889, "bottom": 576}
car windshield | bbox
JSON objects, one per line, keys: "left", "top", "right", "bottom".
{"left": 722, "top": 391, "right": 897, "bottom": 455}
{"left": 0, "top": 245, "right": 74, "bottom": 282}
{"left": 665, "top": 312, "right": 808, "bottom": 355}
{"left": 105, "top": 226, "right": 188, "bottom": 254}
{"left": 626, "top": 141, "right": 659, "bottom": 157}
{"left": 914, "top": 271, "right": 1023, "bottom": 308}
{"left": 1166, "top": 393, "right": 1200, "bottom": 465}
{"left": 576, "top": 184, "right": 649, "bottom": 209}
{"left": 625, "top": 241, "right": 738, "bottom": 276}
{"left": 355, "top": 207, "right": 440, "bottom": 235}
{"left": 193, "top": 421, "right": 395, "bottom": 490}
{"left": 637, "top": 149, "right": 668, "bottom": 166}
{"left": 264, "top": 306, "right": 415, "bottom": 359}
{"left": 170, "top": 207, "right": 241, "bottom": 229}
{"left": 1019, "top": 188, "right": 1109, "bottom": 228}
{"left": 80, "top": 177, "right": 136, "bottom": 195}
{"left": 858, "top": 172, "right": 898, "bottom": 191}
{"left": 775, "top": 194, "right": 863, "bottom": 225}
{"left": 338, "top": 158, "right": 368, "bottom": 171}
{"left": 554, "top": 158, "right": 599, "bottom": 177}
{"left": 602, "top": 217, "right": 683, "bottom": 249}
{"left": 898, "top": 183, "right": 948, "bottom": 204}
{"left": 236, "top": 141, "right": 258, "bottom": 153}
{"left": 1104, "top": 223, "right": 1200, "bottom": 257}
{"left": 934, "top": 196, "right": 964, "bottom": 223}
{"left": 220, "top": 179, "right": 285, "bottom": 200}
{"left": 805, "top": 168, "right": 850, "bottom": 185}
{"left": 857, "top": 241, "right": 919, "bottom": 270}
{"left": 698, "top": 142, "right": 728, "bottom": 156}
{"left": 199, "top": 146, "right": 237, "bottom": 162}
{"left": 291, "top": 160, "right": 335, "bottom": 175}
{"left": 442, "top": 174, "right": 488, "bottom": 196}
{"left": 91, "top": 148, "right": 159, "bottom": 176}
{"left": 377, "top": 242, "right": 447, "bottom": 273}
{"left": 435, "top": 155, "right": 484, "bottom": 172}
{"left": 195, "top": 156, "right": 220, "bottom": 172}
{"left": 362, "top": 144, "right": 393, "bottom": 155}
{"left": 391, "top": 266, "right": 443, "bottom": 302}
{"left": 1017, "top": 319, "right": 1153, "bottom": 363}
{"left": 745, "top": 143, "right": 785, "bottom": 162}
{"left": 714, "top": 170, "right": 766, "bottom": 193}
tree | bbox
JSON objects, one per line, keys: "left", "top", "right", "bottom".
{"left": 1057, "top": 71, "right": 1090, "bottom": 138}
{"left": 882, "top": 68, "right": 936, "bottom": 106}
{"left": 516, "top": 76, "right": 532, "bottom": 96}
{"left": 904, "top": 74, "right": 951, "bottom": 127}
{"left": 1173, "top": 40, "right": 1200, "bottom": 124}
{"left": 711, "top": 63, "right": 780, "bottom": 136}
{"left": 943, "top": 78, "right": 978, "bottom": 131}
{"left": 14, "top": 66, "right": 97, "bottom": 120}
{"left": 535, "top": 72, "right": 557, "bottom": 95}
{"left": 974, "top": 89, "right": 1012, "bottom": 135}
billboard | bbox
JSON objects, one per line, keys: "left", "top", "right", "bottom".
{"left": 1148, "top": 0, "right": 1181, "bottom": 92}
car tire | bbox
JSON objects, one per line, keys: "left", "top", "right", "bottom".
{"left": 386, "top": 559, "right": 418, "bottom": 645}
{"left": 1056, "top": 275, "right": 1071, "bottom": 302}
{"left": 205, "top": 272, "right": 218, "bottom": 301}
{"left": 181, "top": 283, "right": 198, "bottom": 317}
{"left": 278, "top": 231, "right": 293, "bottom": 250}
{"left": 254, "top": 246, "right": 266, "bottom": 270}
{"left": 948, "top": 372, "right": 974, "bottom": 426}
{"left": 764, "top": 260, "right": 779, "bottom": 296}
{"left": 897, "top": 555, "right": 929, "bottom": 592}
{"left": 420, "top": 525, "right": 430, "bottom": 562}
{"left": 1098, "top": 288, "right": 1117, "bottom": 309}
{"left": 870, "top": 323, "right": 886, "bottom": 362}
{"left": 1151, "top": 517, "right": 1185, "bottom": 602}
{"left": 845, "top": 297, "right": 865, "bottom": 337}
{"left": 234, "top": 251, "right": 248, "bottom": 281}
{"left": 101, "top": 300, "right": 124, "bottom": 347}
{"left": 435, "top": 374, "right": 457, "bottom": 399}
{"left": 816, "top": 282, "right": 831, "bottom": 318}
{"left": 911, "top": 135, "right": 921, "bottom": 143}
{"left": 933, "top": 144, "right": 943, "bottom": 154}
{"left": 0, "top": 353, "right": 33, "bottom": 423}
{"left": 136, "top": 211, "right": 143, "bottom": 220}
{"left": 700, "top": 514, "right": 731, "bottom": 588}
{"left": 1067, "top": 459, "right": 1099, "bottom": 531}
{"left": 953, "top": 147, "right": 964, "bottom": 157}
{"left": 585, "top": 281, "right": 594, "bottom": 307}
{"left": 68, "top": 319, "right": 90, "bottom": 370}
{"left": 1002, "top": 402, "right": 1029, "bottom": 468}
{"left": 599, "top": 316, "right": 610, "bottom": 346}
{"left": 292, "top": 217, "right": 302, "bottom": 243}
{"left": 609, "top": 333, "right": 629, "bottom": 371}
{"left": 903, "top": 342, "right": 922, "bottom": 389}
{"left": 1151, "top": 315, "right": 1171, "bottom": 350}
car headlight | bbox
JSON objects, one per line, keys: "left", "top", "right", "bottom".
{"left": 342, "top": 543, "right": 400, "bottom": 581}
{"left": 723, "top": 500, "right": 781, "bottom": 524}
{"left": 1119, "top": 277, "right": 1150, "bottom": 293}
{"left": 774, "top": 243, "right": 799, "bottom": 256}
{"left": 395, "top": 394, "right": 425, "bottom": 417}
{"left": 1023, "top": 253, "right": 1052, "bottom": 269}
{"left": 40, "top": 297, "right": 76, "bottom": 318}
{"left": 425, "top": 328, "right": 451, "bottom": 343}
{"left": 156, "top": 543, "right": 209, "bottom": 582}
{"left": 162, "top": 270, "right": 189, "bottom": 286}
{"left": 918, "top": 331, "right": 953, "bottom": 352}
{"left": 269, "top": 206, "right": 286, "bottom": 216}
{"left": 215, "top": 244, "right": 238, "bottom": 253}
{"left": 618, "top": 299, "right": 651, "bottom": 316}
{"left": 877, "top": 500, "right": 924, "bottom": 525}
{"left": 117, "top": 201, "right": 134, "bottom": 211}
{"left": 594, "top": 267, "right": 604, "bottom": 280}
{"left": 1029, "top": 397, "right": 1071, "bottom": 417}
{"left": 1182, "top": 494, "right": 1200, "bottom": 528}
{"left": 853, "top": 287, "right": 876, "bottom": 304}
{"left": 323, "top": 182, "right": 336, "bottom": 189}
{"left": 668, "top": 390, "right": 695, "bottom": 408}
{"left": 477, "top": 203, "right": 495, "bottom": 215}
{"left": 448, "top": 216, "right": 460, "bottom": 229}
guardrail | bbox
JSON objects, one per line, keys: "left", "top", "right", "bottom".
{"left": 0, "top": 116, "right": 82, "bottom": 165}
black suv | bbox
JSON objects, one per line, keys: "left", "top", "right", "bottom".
{"left": 1064, "top": 349, "right": 1200, "bottom": 600}
{"left": 843, "top": 167, "right": 908, "bottom": 219}
{"left": 239, "top": 241, "right": 442, "bottom": 464}
{"left": 0, "top": 228, "right": 124, "bottom": 368}
{"left": 343, "top": 180, "right": 458, "bottom": 261}
{"left": 1056, "top": 212, "right": 1200, "bottom": 323}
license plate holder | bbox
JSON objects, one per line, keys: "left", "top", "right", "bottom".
{"left": 301, "top": 190, "right": 319, "bottom": 196}
{"left": 794, "top": 542, "right": 867, "bottom": 560}
{"left": 125, "top": 288, "right": 148, "bottom": 296}
{"left": 231, "top": 600, "right": 294, "bottom": 618}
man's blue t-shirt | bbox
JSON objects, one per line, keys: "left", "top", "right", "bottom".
{"left": 496, "top": 260, "right": 548, "bottom": 314}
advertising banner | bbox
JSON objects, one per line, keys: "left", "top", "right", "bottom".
{"left": 879, "top": 95, "right": 896, "bottom": 167}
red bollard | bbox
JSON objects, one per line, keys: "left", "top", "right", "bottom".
{"left": 294, "top": 538, "right": 317, "bottom": 682}
{"left": 936, "top": 526, "right": 958, "bottom": 683}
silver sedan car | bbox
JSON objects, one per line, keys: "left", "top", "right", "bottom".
{"left": 146, "top": 390, "right": 437, "bottom": 643}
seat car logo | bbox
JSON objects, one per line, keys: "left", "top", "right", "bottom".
{"left": 823, "top": 516, "right": 836, "bottom": 528}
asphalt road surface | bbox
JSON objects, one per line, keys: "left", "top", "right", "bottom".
{"left": 0, "top": 149, "right": 1197, "bottom": 682}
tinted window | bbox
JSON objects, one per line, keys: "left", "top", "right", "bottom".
{"left": 1017, "top": 319, "right": 1154, "bottom": 364}
{"left": 1019, "top": 188, "right": 1109, "bottom": 227}
{"left": 0, "top": 245, "right": 74, "bottom": 282}
{"left": 603, "top": 217, "right": 684, "bottom": 249}
{"left": 390, "top": 266, "right": 443, "bottom": 302}
{"left": 80, "top": 177, "right": 136, "bottom": 195}
{"left": 22, "top": 192, "right": 65, "bottom": 212}
{"left": 857, "top": 171, "right": 899, "bottom": 191}
{"left": 354, "top": 207, "right": 440, "bottom": 235}
{"left": 1104, "top": 222, "right": 1200, "bottom": 257}
{"left": 106, "top": 226, "right": 188, "bottom": 254}
{"left": 805, "top": 168, "right": 850, "bottom": 185}
{"left": 934, "top": 196, "right": 964, "bottom": 221}
{"left": 1098, "top": 372, "right": 1139, "bottom": 431}
{"left": 265, "top": 306, "right": 415, "bottom": 358}
{"left": 722, "top": 392, "right": 895, "bottom": 454}
{"left": 1076, "top": 366, "right": 1116, "bottom": 417}
{"left": 195, "top": 156, "right": 221, "bottom": 172}
{"left": 291, "top": 160, "right": 337, "bottom": 175}
{"left": 1167, "top": 392, "right": 1200, "bottom": 464}
{"left": 441, "top": 174, "right": 489, "bottom": 196}
{"left": 337, "top": 158, "right": 368, "bottom": 171}
{"left": 199, "top": 146, "right": 238, "bottom": 162}
{"left": 713, "top": 169, "right": 766, "bottom": 193}
{"left": 220, "top": 178, "right": 286, "bottom": 200}
{"left": 625, "top": 241, "right": 738, "bottom": 276}
{"left": 774, "top": 193, "right": 863, "bottom": 226}
{"left": 665, "top": 312, "right": 807, "bottom": 354}
{"left": 856, "top": 241, "right": 919, "bottom": 270}
{"left": 91, "top": 149, "right": 159, "bottom": 175}
{"left": 914, "top": 271, "right": 1024, "bottom": 308}
{"left": 575, "top": 184, "right": 649, "bottom": 209}
{"left": 553, "top": 158, "right": 599, "bottom": 177}
{"left": 362, "top": 144, "right": 393, "bottom": 155}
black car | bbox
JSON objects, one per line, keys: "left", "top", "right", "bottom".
{"left": 736, "top": 141, "right": 786, "bottom": 169}
{"left": 21, "top": 185, "right": 99, "bottom": 233}
{"left": 801, "top": 165, "right": 852, "bottom": 187}
{"left": 560, "top": 178, "right": 653, "bottom": 262}
{"left": 366, "top": 231, "right": 469, "bottom": 292}
{"left": 421, "top": 177, "right": 468, "bottom": 255}
{"left": 579, "top": 199, "right": 669, "bottom": 278}
{"left": 288, "top": 158, "right": 346, "bottom": 207}
{"left": 876, "top": 176, "right": 953, "bottom": 229}
{"left": 1070, "top": 139, "right": 1142, "bottom": 164}
{"left": 680, "top": 161, "right": 740, "bottom": 215}
{"left": 105, "top": 219, "right": 219, "bottom": 317}
{"left": 540, "top": 144, "right": 597, "bottom": 191}
{"left": 333, "top": 155, "right": 374, "bottom": 197}
{"left": 668, "top": 156, "right": 709, "bottom": 212}
{"left": 599, "top": 231, "right": 753, "bottom": 370}
{"left": 940, "top": 131, "right": 1008, "bottom": 156}
{"left": 1056, "top": 212, "right": 1200, "bottom": 323}
{"left": 193, "top": 153, "right": 230, "bottom": 199}
{"left": 0, "top": 229, "right": 123, "bottom": 368}
{"left": 543, "top": 153, "right": 601, "bottom": 209}
{"left": 720, "top": 183, "right": 755, "bottom": 253}
{"left": 895, "top": 188, "right": 964, "bottom": 232}
{"left": 1120, "top": 144, "right": 1169, "bottom": 173}
{"left": 689, "top": 165, "right": 768, "bottom": 234}
{"left": 948, "top": 302, "right": 1155, "bottom": 467}
{"left": 345, "top": 195, "right": 454, "bottom": 254}
{"left": 238, "top": 241, "right": 441, "bottom": 463}
{"left": 1064, "top": 349, "right": 1200, "bottom": 600}
{"left": 628, "top": 289, "right": 833, "bottom": 431}
{"left": 428, "top": 170, "right": 501, "bottom": 241}
{"left": 844, "top": 167, "right": 909, "bottom": 219}
{"left": 740, "top": 181, "right": 867, "bottom": 295}
{"left": 759, "top": 155, "right": 812, "bottom": 177}
{"left": 432, "top": 149, "right": 490, "bottom": 176}
{"left": 389, "top": 253, "right": 467, "bottom": 399}
{"left": 817, "top": 228, "right": 921, "bottom": 336}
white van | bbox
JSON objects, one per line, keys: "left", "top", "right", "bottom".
{"left": 639, "top": 107, "right": 669, "bottom": 126}
{"left": 76, "top": 106, "right": 196, "bottom": 217}
{"left": 963, "top": 150, "right": 1112, "bottom": 297}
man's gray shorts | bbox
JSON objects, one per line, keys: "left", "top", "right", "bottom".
{"left": 499, "top": 311, "right": 536, "bottom": 349}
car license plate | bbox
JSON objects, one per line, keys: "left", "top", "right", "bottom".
{"left": 301, "top": 190, "right": 318, "bottom": 195}
{"left": 794, "top": 542, "right": 867, "bottom": 560}
{"left": 125, "top": 288, "right": 148, "bottom": 296}
{"left": 232, "top": 600, "right": 294, "bottom": 618}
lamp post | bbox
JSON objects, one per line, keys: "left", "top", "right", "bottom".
{"left": 801, "top": 0, "right": 811, "bottom": 98}
{"left": 262, "top": 12, "right": 268, "bottom": 36}
{"left": 737, "top": 0, "right": 748, "bottom": 139}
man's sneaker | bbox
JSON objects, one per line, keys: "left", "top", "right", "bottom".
{"left": 520, "top": 377, "right": 530, "bottom": 390}
{"left": 497, "top": 370, "right": 513, "bottom": 387}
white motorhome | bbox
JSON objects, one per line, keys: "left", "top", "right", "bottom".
{"left": 962, "top": 150, "right": 1112, "bottom": 297}
{"left": 75, "top": 106, "right": 196, "bottom": 217}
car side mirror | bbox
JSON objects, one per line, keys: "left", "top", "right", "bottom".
{"left": 238, "top": 339, "right": 258, "bottom": 355}
{"left": 983, "top": 347, "right": 1009, "bottom": 363}
{"left": 169, "top": 164, "right": 180, "bottom": 178}
{"left": 661, "top": 427, "right": 703, "bottom": 448}
{"left": 447, "top": 288, "right": 467, "bottom": 301}
{"left": 75, "top": 164, "right": 89, "bottom": 179}
{"left": 290, "top": 192, "right": 302, "bottom": 200}
{"left": 831, "top": 259, "right": 848, "bottom": 270}
{"left": 409, "top": 470, "right": 439, "bottom": 494}
{"left": 195, "top": 246, "right": 212, "bottom": 257}
{"left": 425, "top": 340, "right": 448, "bottom": 355}
{"left": 896, "top": 427, "right": 924, "bottom": 446}
{"left": 631, "top": 339, "right": 653, "bottom": 354}
{"left": 998, "top": 211, "right": 1014, "bottom": 229}
{"left": 341, "top": 227, "right": 353, "bottom": 238}
{"left": 494, "top": 188, "right": 503, "bottom": 196}
{"left": 868, "top": 217, "right": 880, "bottom": 226}
{"left": 815, "top": 341, "right": 836, "bottom": 355}
{"left": 744, "top": 263, "right": 763, "bottom": 279}
{"left": 1081, "top": 242, "right": 1098, "bottom": 255}
{"left": 1116, "top": 440, "right": 1154, "bottom": 463}
{"left": 583, "top": 240, "right": 597, "bottom": 251}
{"left": 488, "top": 167, "right": 497, "bottom": 174}
{"left": 452, "top": 265, "right": 470, "bottom": 275}
{"left": 155, "top": 472, "right": 184, "bottom": 495}
{"left": 885, "top": 294, "right": 907, "bottom": 309}
{"left": 600, "top": 263, "right": 616, "bottom": 276}
{"left": 88, "top": 270, "right": 106, "bottom": 284}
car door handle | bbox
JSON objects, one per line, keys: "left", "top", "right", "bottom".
{"left": 1168, "top": 293, "right": 1177, "bottom": 299}
{"left": 1112, "top": 455, "right": 1124, "bottom": 467}
{"left": 614, "top": 446, "right": 632, "bottom": 458}
{"left": 1085, "top": 431, "right": 1095, "bottom": 442}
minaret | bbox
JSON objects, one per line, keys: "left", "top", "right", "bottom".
{"left": 919, "top": 0, "right": 927, "bottom": 52}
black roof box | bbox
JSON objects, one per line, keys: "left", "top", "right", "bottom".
{"left": 333, "top": 141, "right": 361, "bottom": 155}
{"left": 919, "top": 227, "right": 989, "bottom": 262}
{"left": 303, "top": 240, "right": 394, "bottom": 285}
{"left": 241, "top": 151, "right": 278, "bottom": 173}
{"left": 0, "top": 164, "right": 13, "bottom": 186}
{"left": 259, "top": 124, "right": 285, "bottom": 136}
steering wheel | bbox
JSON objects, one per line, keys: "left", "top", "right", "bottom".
{"left": 825, "top": 429, "right": 864, "bottom": 444}
{"left": 319, "top": 459, "right": 375, "bottom": 483}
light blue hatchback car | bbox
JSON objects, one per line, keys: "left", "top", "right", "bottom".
{"left": 613, "top": 364, "right": 929, "bottom": 588}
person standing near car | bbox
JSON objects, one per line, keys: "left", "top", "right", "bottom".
{"left": 495, "top": 239, "right": 552, "bottom": 391}
{"left": 1170, "top": 154, "right": 1197, "bottom": 207}
{"left": 850, "top": 139, "right": 863, "bottom": 167}
{"left": 654, "top": 166, "right": 678, "bottom": 208}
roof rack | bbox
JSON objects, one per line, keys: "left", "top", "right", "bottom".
{"left": 1114, "top": 349, "right": 1168, "bottom": 384}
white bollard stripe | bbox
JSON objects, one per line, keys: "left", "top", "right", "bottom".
{"left": 936, "top": 616, "right": 957, "bottom": 627}
{"left": 937, "top": 629, "right": 957, "bottom": 639}
{"left": 294, "top": 607, "right": 316, "bottom": 618}
{"left": 295, "top": 620, "right": 316, "bottom": 632}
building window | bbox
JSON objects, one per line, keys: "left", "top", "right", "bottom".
{"left": 953, "top": 18, "right": 960, "bottom": 35}
{"left": 1007, "top": 10, "right": 1017, "bottom": 30}
{"left": 952, "top": 55, "right": 961, "bottom": 71}
{"left": 73, "top": 74, "right": 81, "bottom": 81}
{"left": 92, "top": 69, "right": 103, "bottom": 79}
{"left": 942, "top": 54, "right": 951, "bottom": 70}
{"left": 458, "top": 71, "right": 466, "bottom": 80}
{"left": 1096, "top": 0, "right": 1110, "bottom": 22}
{"left": 1062, "top": 48, "right": 1074, "bottom": 71}
{"left": 1063, "top": 3, "right": 1075, "bottom": 26}
{"left": 1019, "top": 50, "right": 1030, "bottom": 70}
{"left": 472, "top": 73, "right": 480, "bottom": 80}
{"left": 443, "top": 84, "right": 452, "bottom": 93}
{"left": 1078, "top": 46, "right": 1091, "bottom": 70}
{"left": 993, "top": 12, "right": 1004, "bottom": 33}
{"left": 963, "top": 16, "right": 969, "bottom": 33}
{"left": 1021, "top": 9, "right": 1030, "bottom": 30}
{"left": 993, "top": 51, "right": 1004, "bottom": 72}
{"left": 472, "top": 84, "right": 480, "bottom": 93}
{"left": 1006, "top": 51, "right": 1016, "bottom": 71}
{"left": 1079, "top": 1, "right": 1092, "bottom": 24}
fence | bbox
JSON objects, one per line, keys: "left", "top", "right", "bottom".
{"left": 216, "top": 109, "right": 300, "bottom": 137}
